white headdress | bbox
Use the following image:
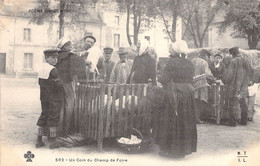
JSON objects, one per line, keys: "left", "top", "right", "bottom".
{"left": 170, "top": 40, "right": 188, "bottom": 55}
{"left": 139, "top": 39, "right": 150, "bottom": 55}
{"left": 56, "top": 37, "right": 71, "bottom": 50}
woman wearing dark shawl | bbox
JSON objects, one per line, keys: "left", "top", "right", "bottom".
{"left": 155, "top": 40, "right": 197, "bottom": 158}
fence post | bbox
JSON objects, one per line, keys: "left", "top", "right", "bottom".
{"left": 97, "top": 83, "right": 105, "bottom": 151}
{"left": 216, "top": 82, "right": 221, "bottom": 124}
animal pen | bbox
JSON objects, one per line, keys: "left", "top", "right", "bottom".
{"left": 73, "top": 83, "right": 153, "bottom": 151}
{"left": 72, "top": 82, "right": 228, "bottom": 151}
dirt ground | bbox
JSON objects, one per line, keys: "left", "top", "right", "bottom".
{"left": 1, "top": 77, "right": 260, "bottom": 166}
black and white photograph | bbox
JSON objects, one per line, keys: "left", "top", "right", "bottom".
{"left": 0, "top": 0, "right": 260, "bottom": 165}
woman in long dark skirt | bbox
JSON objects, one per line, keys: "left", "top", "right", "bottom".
{"left": 154, "top": 40, "right": 197, "bottom": 158}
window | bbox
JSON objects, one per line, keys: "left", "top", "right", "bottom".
{"left": 114, "top": 34, "right": 120, "bottom": 48}
{"left": 24, "top": 53, "right": 33, "bottom": 70}
{"left": 24, "top": 28, "right": 31, "bottom": 41}
{"left": 145, "top": 36, "right": 150, "bottom": 42}
{"left": 115, "top": 16, "right": 120, "bottom": 26}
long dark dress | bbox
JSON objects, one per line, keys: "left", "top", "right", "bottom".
{"left": 155, "top": 55, "right": 197, "bottom": 158}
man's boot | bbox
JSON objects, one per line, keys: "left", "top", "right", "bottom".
{"left": 36, "top": 127, "right": 45, "bottom": 148}
{"left": 49, "top": 127, "right": 61, "bottom": 149}
{"left": 228, "top": 107, "right": 237, "bottom": 127}
{"left": 240, "top": 112, "right": 248, "bottom": 125}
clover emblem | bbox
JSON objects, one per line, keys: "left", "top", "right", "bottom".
{"left": 24, "top": 151, "right": 35, "bottom": 162}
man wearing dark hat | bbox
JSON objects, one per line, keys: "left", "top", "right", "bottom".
{"left": 36, "top": 49, "right": 63, "bottom": 148}
{"left": 209, "top": 53, "right": 226, "bottom": 81}
{"left": 192, "top": 49, "right": 215, "bottom": 124}
{"left": 97, "top": 47, "right": 115, "bottom": 83}
{"left": 223, "top": 47, "right": 254, "bottom": 126}
{"left": 109, "top": 47, "right": 132, "bottom": 84}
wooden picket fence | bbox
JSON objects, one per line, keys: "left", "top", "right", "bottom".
{"left": 72, "top": 82, "right": 231, "bottom": 150}
{"left": 207, "top": 83, "right": 231, "bottom": 124}
{"left": 73, "top": 83, "right": 152, "bottom": 151}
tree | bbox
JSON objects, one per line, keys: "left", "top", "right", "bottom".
{"left": 152, "top": 0, "right": 185, "bottom": 42}
{"left": 115, "top": 0, "right": 155, "bottom": 45}
{"left": 181, "top": 0, "right": 224, "bottom": 48}
{"left": 219, "top": 0, "right": 260, "bottom": 49}
{"left": 29, "top": 0, "right": 100, "bottom": 39}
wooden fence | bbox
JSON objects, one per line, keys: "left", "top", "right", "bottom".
{"left": 73, "top": 83, "right": 152, "bottom": 151}
{"left": 73, "top": 82, "right": 233, "bottom": 150}
{"left": 207, "top": 83, "right": 233, "bottom": 124}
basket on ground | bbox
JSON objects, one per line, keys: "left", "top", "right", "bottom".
{"left": 116, "top": 128, "right": 152, "bottom": 154}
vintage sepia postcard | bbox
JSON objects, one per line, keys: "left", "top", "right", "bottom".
{"left": 1, "top": 0, "right": 260, "bottom": 166}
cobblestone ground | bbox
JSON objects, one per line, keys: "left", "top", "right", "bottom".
{"left": 1, "top": 77, "right": 260, "bottom": 166}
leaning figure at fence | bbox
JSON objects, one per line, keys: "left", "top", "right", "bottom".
{"left": 56, "top": 38, "right": 81, "bottom": 136}
{"left": 192, "top": 49, "right": 215, "bottom": 123}
{"left": 156, "top": 40, "right": 197, "bottom": 158}
{"left": 81, "top": 35, "right": 103, "bottom": 80}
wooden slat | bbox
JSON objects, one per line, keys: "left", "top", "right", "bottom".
{"left": 118, "top": 84, "right": 125, "bottom": 136}
{"left": 124, "top": 84, "right": 130, "bottom": 135}
{"left": 111, "top": 84, "right": 117, "bottom": 136}
{"left": 142, "top": 84, "right": 148, "bottom": 134}
{"left": 98, "top": 83, "right": 105, "bottom": 151}
{"left": 220, "top": 85, "right": 226, "bottom": 119}
{"left": 82, "top": 85, "right": 90, "bottom": 136}
{"left": 93, "top": 86, "right": 98, "bottom": 139}
{"left": 95, "top": 86, "right": 101, "bottom": 140}
{"left": 74, "top": 84, "right": 79, "bottom": 132}
{"left": 212, "top": 84, "right": 217, "bottom": 118}
{"left": 89, "top": 86, "right": 94, "bottom": 137}
{"left": 131, "top": 84, "right": 137, "bottom": 129}
{"left": 136, "top": 84, "right": 142, "bottom": 131}
{"left": 76, "top": 85, "right": 82, "bottom": 132}
{"left": 216, "top": 83, "right": 221, "bottom": 124}
{"left": 79, "top": 85, "right": 85, "bottom": 134}
{"left": 105, "top": 84, "right": 112, "bottom": 137}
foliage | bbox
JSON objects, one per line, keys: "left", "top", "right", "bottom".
{"left": 219, "top": 0, "right": 260, "bottom": 49}
{"left": 181, "top": 0, "right": 224, "bottom": 48}
{"left": 29, "top": 0, "right": 101, "bottom": 39}
{"left": 151, "top": 0, "right": 186, "bottom": 42}
{"left": 115, "top": 0, "right": 156, "bottom": 45}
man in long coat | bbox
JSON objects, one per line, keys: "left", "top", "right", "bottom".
{"left": 192, "top": 49, "right": 214, "bottom": 123}
{"left": 223, "top": 47, "right": 254, "bottom": 126}
{"left": 109, "top": 47, "right": 132, "bottom": 84}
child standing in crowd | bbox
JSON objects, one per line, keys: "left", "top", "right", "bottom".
{"left": 36, "top": 49, "right": 63, "bottom": 149}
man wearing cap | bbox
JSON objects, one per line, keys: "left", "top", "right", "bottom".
{"left": 81, "top": 35, "right": 103, "bottom": 80}
{"left": 209, "top": 53, "right": 226, "bottom": 81}
{"left": 223, "top": 47, "right": 254, "bottom": 126}
{"left": 109, "top": 47, "right": 133, "bottom": 84}
{"left": 36, "top": 49, "right": 63, "bottom": 148}
{"left": 192, "top": 49, "right": 215, "bottom": 124}
{"left": 97, "top": 47, "right": 115, "bottom": 83}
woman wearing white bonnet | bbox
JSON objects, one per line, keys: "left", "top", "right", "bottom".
{"left": 126, "top": 38, "right": 157, "bottom": 85}
{"left": 169, "top": 39, "right": 188, "bottom": 58}
{"left": 56, "top": 37, "right": 72, "bottom": 51}
{"left": 155, "top": 40, "right": 197, "bottom": 158}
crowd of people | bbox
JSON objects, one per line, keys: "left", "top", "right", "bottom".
{"left": 35, "top": 34, "right": 258, "bottom": 159}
